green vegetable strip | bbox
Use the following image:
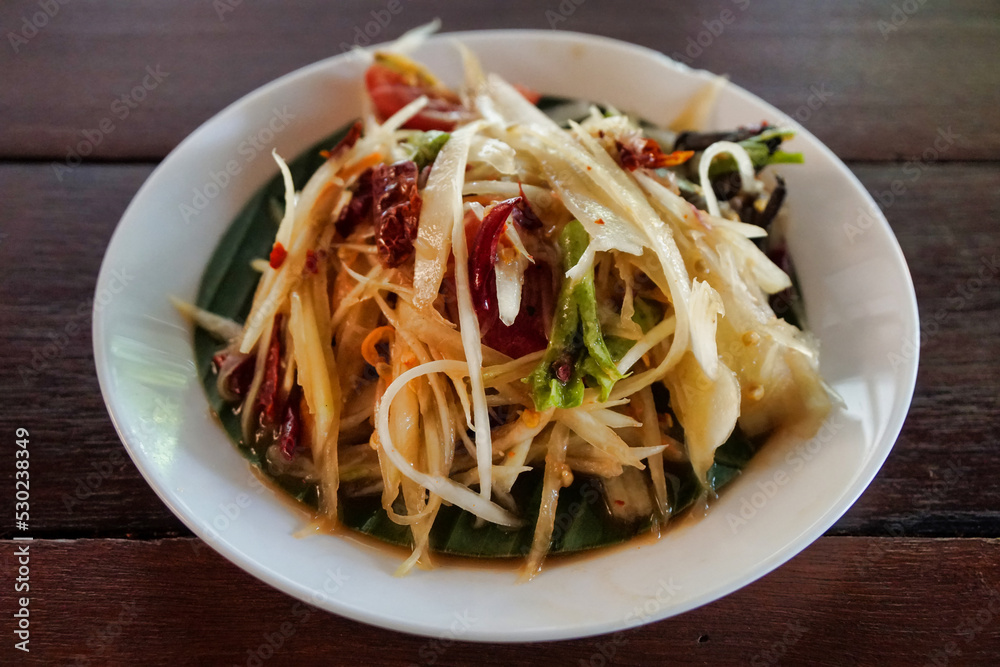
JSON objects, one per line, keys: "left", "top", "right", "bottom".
{"left": 630, "top": 297, "right": 661, "bottom": 335}
{"left": 529, "top": 254, "right": 585, "bottom": 410}
{"left": 529, "top": 221, "right": 623, "bottom": 409}
{"left": 566, "top": 225, "right": 622, "bottom": 389}
{"left": 576, "top": 268, "right": 618, "bottom": 376}
{"left": 403, "top": 130, "right": 450, "bottom": 169}
{"left": 707, "top": 128, "right": 803, "bottom": 179}
{"left": 598, "top": 297, "right": 662, "bottom": 366}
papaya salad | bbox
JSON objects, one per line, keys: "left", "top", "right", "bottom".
{"left": 178, "top": 45, "right": 831, "bottom": 579}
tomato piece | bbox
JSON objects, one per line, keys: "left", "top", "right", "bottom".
{"left": 364, "top": 64, "right": 471, "bottom": 131}
{"left": 512, "top": 84, "right": 542, "bottom": 106}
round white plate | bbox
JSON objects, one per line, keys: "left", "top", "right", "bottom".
{"left": 93, "top": 30, "right": 919, "bottom": 641}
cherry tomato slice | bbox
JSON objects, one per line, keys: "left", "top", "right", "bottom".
{"left": 364, "top": 64, "right": 470, "bottom": 132}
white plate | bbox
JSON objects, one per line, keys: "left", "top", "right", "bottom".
{"left": 93, "top": 30, "right": 919, "bottom": 641}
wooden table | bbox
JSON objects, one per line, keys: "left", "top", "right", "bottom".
{"left": 2, "top": 1, "right": 998, "bottom": 664}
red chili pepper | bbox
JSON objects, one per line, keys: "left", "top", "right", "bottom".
{"left": 470, "top": 198, "right": 520, "bottom": 318}
{"left": 305, "top": 250, "right": 319, "bottom": 274}
{"left": 256, "top": 316, "right": 283, "bottom": 425}
{"left": 328, "top": 120, "right": 363, "bottom": 160}
{"left": 483, "top": 260, "right": 550, "bottom": 359}
{"left": 336, "top": 167, "right": 375, "bottom": 238}
{"left": 269, "top": 242, "right": 287, "bottom": 269}
{"left": 372, "top": 161, "right": 422, "bottom": 268}
{"left": 469, "top": 199, "right": 550, "bottom": 358}
{"left": 481, "top": 262, "right": 550, "bottom": 359}
{"left": 212, "top": 351, "right": 255, "bottom": 398}
{"left": 277, "top": 385, "right": 302, "bottom": 460}
{"left": 511, "top": 184, "right": 542, "bottom": 230}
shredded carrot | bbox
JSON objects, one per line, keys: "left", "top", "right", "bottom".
{"left": 661, "top": 150, "right": 695, "bottom": 167}
{"left": 340, "top": 151, "right": 383, "bottom": 183}
{"left": 361, "top": 325, "right": 395, "bottom": 368}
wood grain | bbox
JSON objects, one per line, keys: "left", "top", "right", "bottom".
{"left": 0, "top": 164, "right": 189, "bottom": 538}
{"left": 6, "top": 536, "right": 998, "bottom": 665}
{"left": 0, "top": 0, "right": 997, "bottom": 162}
{"left": 1, "top": 161, "right": 998, "bottom": 539}
{"left": 828, "top": 164, "right": 1000, "bottom": 537}
{"left": 1, "top": 2, "right": 999, "bottom": 662}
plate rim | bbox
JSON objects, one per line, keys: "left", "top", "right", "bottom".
{"left": 92, "top": 28, "right": 920, "bottom": 642}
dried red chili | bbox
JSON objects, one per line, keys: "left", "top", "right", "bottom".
{"left": 277, "top": 385, "right": 302, "bottom": 460}
{"left": 616, "top": 137, "right": 694, "bottom": 171}
{"left": 335, "top": 167, "right": 375, "bottom": 238}
{"left": 372, "top": 160, "right": 422, "bottom": 268}
{"left": 256, "top": 316, "right": 283, "bottom": 425}
{"left": 328, "top": 120, "right": 363, "bottom": 161}
{"left": 212, "top": 351, "right": 255, "bottom": 398}
{"left": 511, "top": 184, "right": 542, "bottom": 230}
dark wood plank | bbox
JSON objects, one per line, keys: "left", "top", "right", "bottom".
{"left": 831, "top": 163, "right": 1000, "bottom": 537}
{"left": 0, "top": 164, "right": 189, "bottom": 538}
{"left": 0, "top": 0, "right": 997, "bottom": 161}
{"left": 1, "top": 162, "right": 998, "bottom": 538}
{"left": 8, "top": 536, "right": 999, "bottom": 664}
